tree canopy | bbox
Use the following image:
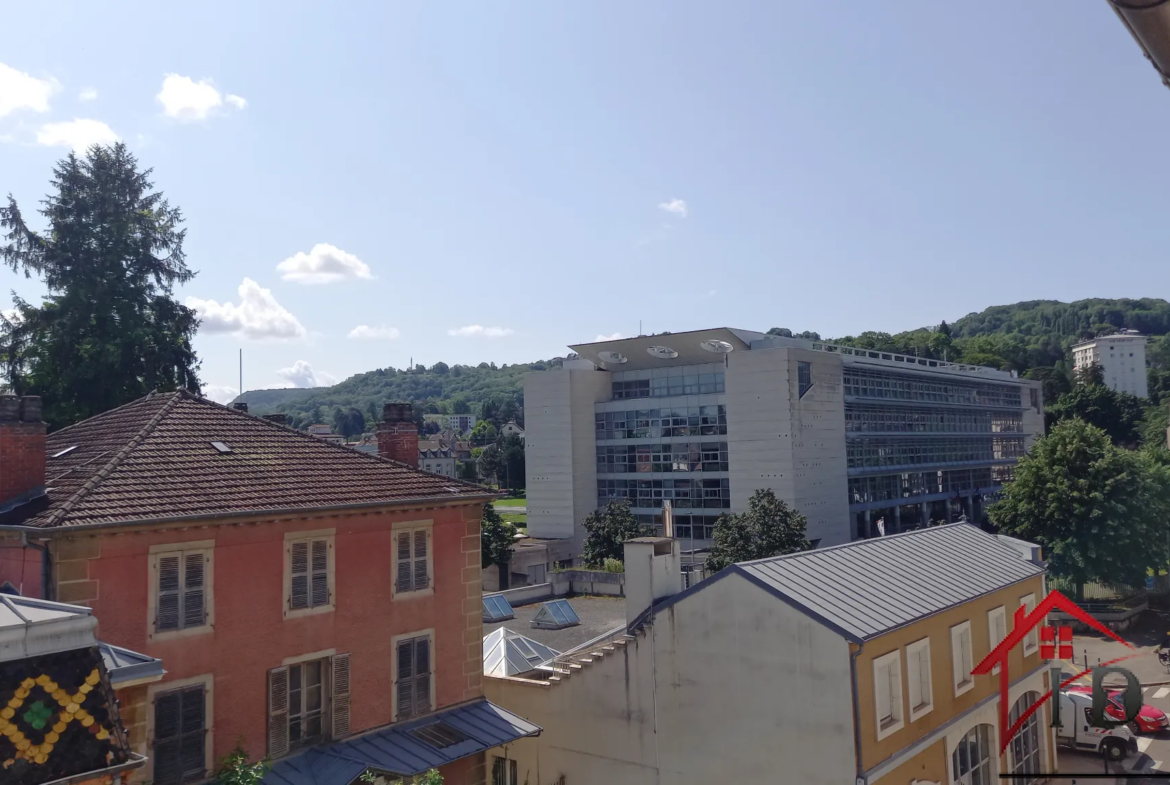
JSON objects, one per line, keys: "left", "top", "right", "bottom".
{"left": 705, "top": 489, "right": 812, "bottom": 572}
{"left": 0, "top": 143, "right": 201, "bottom": 428}
{"left": 581, "top": 500, "right": 655, "bottom": 568}
{"left": 1046, "top": 380, "right": 1145, "bottom": 447}
{"left": 989, "top": 419, "right": 1170, "bottom": 597}
{"left": 480, "top": 503, "right": 516, "bottom": 571}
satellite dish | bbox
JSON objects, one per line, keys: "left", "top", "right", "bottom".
{"left": 646, "top": 346, "right": 678, "bottom": 359}
{"left": 597, "top": 351, "right": 628, "bottom": 364}
{"left": 700, "top": 340, "right": 734, "bottom": 354}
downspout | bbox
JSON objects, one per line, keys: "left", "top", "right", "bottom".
{"left": 21, "top": 533, "right": 52, "bottom": 601}
{"left": 851, "top": 641, "right": 865, "bottom": 785}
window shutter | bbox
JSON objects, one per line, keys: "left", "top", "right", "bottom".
{"left": 311, "top": 539, "right": 329, "bottom": 607}
{"left": 290, "top": 541, "right": 309, "bottom": 610}
{"left": 413, "top": 530, "right": 428, "bottom": 591}
{"left": 157, "top": 555, "right": 181, "bottom": 632}
{"left": 268, "top": 666, "right": 290, "bottom": 759}
{"left": 414, "top": 638, "right": 431, "bottom": 715}
{"left": 153, "top": 691, "right": 182, "bottom": 784}
{"left": 396, "top": 533, "right": 412, "bottom": 593}
{"left": 183, "top": 552, "right": 206, "bottom": 628}
{"left": 331, "top": 653, "right": 351, "bottom": 739}
{"left": 396, "top": 640, "right": 415, "bottom": 719}
{"left": 180, "top": 686, "right": 206, "bottom": 779}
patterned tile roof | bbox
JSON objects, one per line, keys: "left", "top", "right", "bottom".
{"left": 28, "top": 391, "right": 489, "bottom": 529}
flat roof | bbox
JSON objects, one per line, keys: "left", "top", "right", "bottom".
{"left": 483, "top": 595, "right": 626, "bottom": 651}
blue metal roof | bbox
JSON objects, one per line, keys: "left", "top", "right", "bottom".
{"left": 99, "top": 642, "right": 165, "bottom": 685}
{"left": 264, "top": 700, "right": 541, "bottom": 785}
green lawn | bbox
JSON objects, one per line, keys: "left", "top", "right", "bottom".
{"left": 500, "top": 512, "right": 527, "bottom": 527}
{"left": 495, "top": 496, "right": 527, "bottom": 507}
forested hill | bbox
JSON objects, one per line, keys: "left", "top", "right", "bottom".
{"left": 236, "top": 298, "right": 1170, "bottom": 430}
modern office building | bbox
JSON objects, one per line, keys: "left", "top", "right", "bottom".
{"left": 1071, "top": 330, "right": 1149, "bottom": 398}
{"left": 524, "top": 328, "right": 1044, "bottom": 552}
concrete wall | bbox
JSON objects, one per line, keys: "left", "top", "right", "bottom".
{"left": 8, "top": 500, "right": 487, "bottom": 770}
{"left": 486, "top": 570, "right": 857, "bottom": 785}
{"left": 1020, "top": 378, "right": 1045, "bottom": 451}
{"left": 524, "top": 368, "right": 611, "bottom": 542}
{"left": 725, "top": 345, "right": 851, "bottom": 546}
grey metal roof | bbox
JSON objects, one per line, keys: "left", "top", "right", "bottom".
{"left": 99, "top": 642, "right": 165, "bottom": 685}
{"left": 264, "top": 699, "right": 541, "bottom": 785}
{"left": 735, "top": 523, "right": 1044, "bottom": 642}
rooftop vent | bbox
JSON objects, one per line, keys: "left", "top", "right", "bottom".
{"left": 210, "top": 441, "right": 232, "bottom": 454}
{"left": 700, "top": 339, "right": 734, "bottom": 354}
{"left": 531, "top": 599, "right": 580, "bottom": 630}
{"left": 646, "top": 345, "right": 678, "bottom": 359}
{"left": 409, "top": 721, "right": 469, "bottom": 749}
{"left": 50, "top": 446, "right": 77, "bottom": 459}
{"left": 597, "top": 351, "right": 628, "bottom": 364}
{"left": 483, "top": 594, "right": 515, "bottom": 622}
{"left": 232, "top": 403, "right": 249, "bottom": 413}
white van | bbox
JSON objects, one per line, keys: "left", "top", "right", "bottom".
{"left": 1057, "top": 689, "right": 1140, "bottom": 761}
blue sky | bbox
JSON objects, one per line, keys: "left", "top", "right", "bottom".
{"left": 2, "top": 2, "right": 1168, "bottom": 402}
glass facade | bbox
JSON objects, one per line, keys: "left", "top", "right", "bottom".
{"left": 843, "top": 368, "right": 1022, "bottom": 408}
{"left": 595, "top": 406, "right": 727, "bottom": 439}
{"left": 597, "top": 442, "right": 729, "bottom": 473}
{"left": 599, "top": 478, "right": 731, "bottom": 509}
{"left": 845, "top": 405, "right": 1022, "bottom": 434}
{"left": 611, "top": 372, "right": 725, "bottom": 400}
{"left": 848, "top": 467, "right": 1015, "bottom": 505}
{"left": 846, "top": 436, "right": 1025, "bottom": 470}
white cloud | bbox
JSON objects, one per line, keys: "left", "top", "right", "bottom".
{"left": 36, "top": 119, "right": 119, "bottom": 152}
{"left": 447, "top": 325, "right": 514, "bottom": 338}
{"left": 78, "top": 87, "right": 98, "bottom": 102}
{"left": 276, "top": 360, "right": 336, "bottom": 389}
{"left": 0, "top": 62, "right": 59, "bottom": 118}
{"left": 186, "top": 278, "right": 306, "bottom": 340}
{"left": 276, "top": 243, "right": 373, "bottom": 284}
{"left": 156, "top": 74, "right": 245, "bottom": 122}
{"left": 348, "top": 325, "right": 401, "bottom": 340}
{"left": 595, "top": 332, "right": 623, "bottom": 342}
{"left": 657, "top": 198, "right": 688, "bottom": 217}
{"left": 203, "top": 385, "right": 238, "bottom": 404}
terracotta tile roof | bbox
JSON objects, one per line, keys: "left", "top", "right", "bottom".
{"left": 29, "top": 391, "right": 489, "bottom": 529}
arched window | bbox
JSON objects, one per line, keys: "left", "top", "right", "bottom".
{"left": 952, "top": 724, "right": 994, "bottom": 784}
{"left": 1009, "top": 692, "right": 1043, "bottom": 784}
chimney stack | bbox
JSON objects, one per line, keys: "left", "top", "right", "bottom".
{"left": 623, "top": 537, "right": 682, "bottom": 630}
{"left": 0, "top": 396, "right": 46, "bottom": 509}
{"left": 263, "top": 413, "right": 288, "bottom": 425}
{"left": 232, "top": 403, "right": 249, "bottom": 413}
{"left": 377, "top": 402, "right": 418, "bottom": 468}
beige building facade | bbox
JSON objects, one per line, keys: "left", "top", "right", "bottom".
{"left": 1072, "top": 330, "right": 1149, "bottom": 398}
{"left": 486, "top": 524, "right": 1053, "bottom": 785}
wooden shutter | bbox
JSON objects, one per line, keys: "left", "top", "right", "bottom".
{"left": 290, "top": 541, "right": 309, "bottom": 610}
{"left": 183, "top": 552, "right": 206, "bottom": 628}
{"left": 157, "top": 555, "right": 181, "bottom": 632}
{"left": 412, "top": 530, "right": 428, "bottom": 591}
{"left": 396, "top": 533, "right": 412, "bottom": 593}
{"left": 153, "top": 691, "right": 182, "bottom": 784}
{"left": 179, "top": 686, "right": 206, "bottom": 779}
{"left": 268, "top": 666, "right": 290, "bottom": 759}
{"left": 331, "top": 653, "right": 351, "bottom": 739}
{"left": 414, "top": 637, "right": 431, "bottom": 715}
{"left": 396, "top": 639, "right": 415, "bottom": 719}
{"left": 311, "top": 539, "right": 329, "bottom": 607}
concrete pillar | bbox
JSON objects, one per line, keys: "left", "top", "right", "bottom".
{"left": 921, "top": 502, "right": 929, "bottom": 525}
{"left": 893, "top": 505, "right": 902, "bottom": 533}
{"left": 863, "top": 509, "right": 872, "bottom": 538}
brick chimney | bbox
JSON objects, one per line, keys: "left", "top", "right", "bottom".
{"left": 0, "top": 396, "right": 46, "bottom": 509}
{"left": 232, "top": 403, "right": 249, "bottom": 413}
{"left": 377, "top": 403, "right": 418, "bottom": 468}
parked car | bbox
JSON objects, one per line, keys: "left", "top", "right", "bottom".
{"left": 1057, "top": 689, "right": 1140, "bottom": 761}
{"left": 1066, "top": 684, "right": 1170, "bottom": 734}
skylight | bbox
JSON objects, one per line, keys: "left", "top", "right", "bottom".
{"left": 50, "top": 446, "right": 77, "bottom": 459}
{"left": 409, "top": 721, "right": 469, "bottom": 749}
{"left": 210, "top": 441, "right": 232, "bottom": 454}
{"left": 532, "top": 599, "right": 580, "bottom": 630}
{"left": 483, "top": 595, "right": 515, "bottom": 622}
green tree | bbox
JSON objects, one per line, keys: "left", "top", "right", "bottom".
{"left": 481, "top": 503, "right": 517, "bottom": 571}
{"left": 1075, "top": 362, "right": 1105, "bottom": 387}
{"left": 476, "top": 443, "right": 505, "bottom": 482}
{"left": 212, "top": 741, "right": 269, "bottom": 785}
{"left": 1024, "top": 366, "right": 1071, "bottom": 404}
{"left": 470, "top": 420, "right": 498, "bottom": 445}
{"left": 581, "top": 500, "right": 655, "bottom": 567}
{"left": 1047, "top": 383, "right": 1144, "bottom": 447}
{"left": 989, "top": 419, "right": 1170, "bottom": 599}
{"left": 498, "top": 433, "right": 525, "bottom": 490}
{"left": 0, "top": 143, "right": 201, "bottom": 428}
{"left": 705, "top": 489, "right": 812, "bottom": 572}
{"left": 431, "top": 361, "right": 449, "bottom": 375}
{"left": 452, "top": 398, "right": 472, "bottom": 415}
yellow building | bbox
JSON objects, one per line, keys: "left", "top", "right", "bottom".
{"left": 486, "top": 524, "right": 1053, "bottom": 784}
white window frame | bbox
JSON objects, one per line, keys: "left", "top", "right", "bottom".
{"left": 1020, "top": 594, "right": 1038, "bottom": 656}
{"left": 283, "top": 529, "right": 336, "bottom": 619}
{"left": 905, "top": 637, "right": 933, "bottom": 722}
{"left": 873, "top": 649, "right": 905, "bottom": 741}
{"left": 146, "top": 673, "right": 214, "bottom": 785}
{"left": 988, "top": 606, "right": 1007, "bottom": 675}
{"left": 391, "top": 520, "right": 434, "bottom": 600}
{"left": 147, "top": 540, "right": 215, "bottom": 642}
{"left": 391, "top": 628, "right": 436, "bottom": 722}
{"left": 951, "top": 621, "right": 975, "bottom": 697}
